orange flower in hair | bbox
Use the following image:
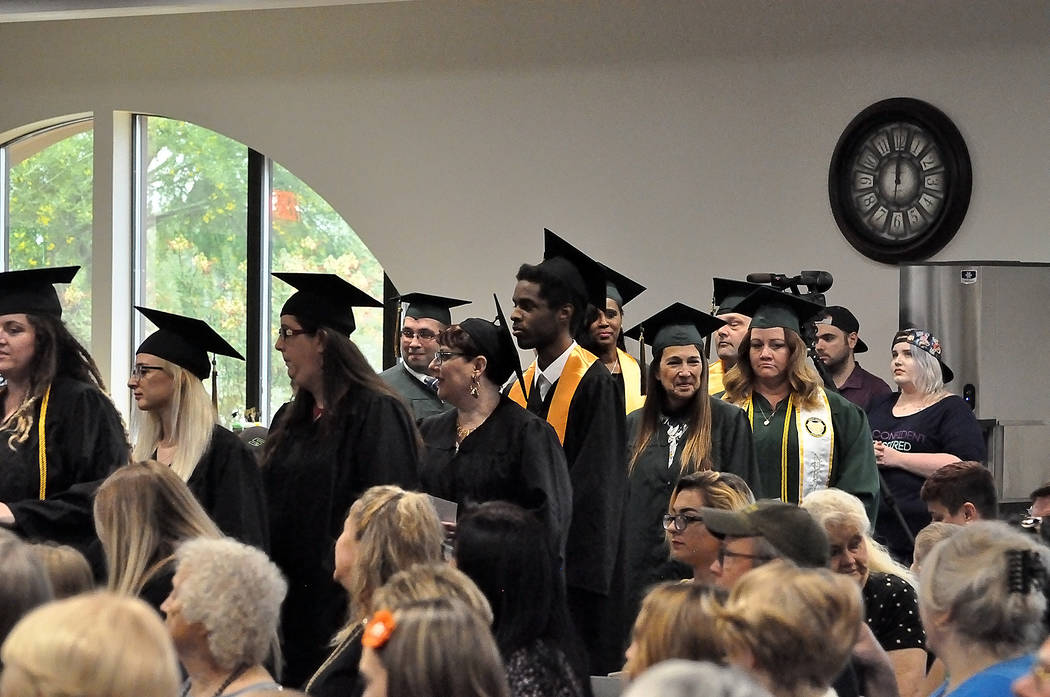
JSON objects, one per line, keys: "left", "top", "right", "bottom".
{"left": 362, "top": 609, "right": 396, "bottom": 648}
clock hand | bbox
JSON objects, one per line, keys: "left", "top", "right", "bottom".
{"left": 893, "top": 155, "right": 902, "bottom": 203}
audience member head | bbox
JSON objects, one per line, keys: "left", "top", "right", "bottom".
{"left": 454, "top": 501, "right": 572, "bottom": 658}
{"left": 911, "top": 522, "right": 960, "bottom": 576}
{"left": 623, "top": 582, "right": 727, "bottom": 679}
{"left": 27, "top": 542, "right": 93, "bottom": 599}
{"left": 93, "top": 460, "right": 221, "bottom": 595}
{"left": 703, "top": 500, "right": 829, "bottom": 589}
{"left": 371, "top": 563, "right": 493, "bottom": 626}
{"left": 623, "top": 659, "right": 773, "bottom": 697}
{"left": 666, "top": 471, "right": 754, "bottom": 583}
{"left": 162, "top": 537, "right": 287, "bottom": 672}
{"left": 0, "top": 531, "right": 53, "bottom": 649}
{"left": 1030, "top": 482, "right": 1050, "bottom": 519}
{"left": 335, "top": 486, "right": 443, "bottom": 627}
{"left": 359, "top": 598, "right": 510, "bottom": 697}
{"left": 920, "top": 521, "right": 1048, "bottom": 662}
{"left": 718, "top": 560, "right": 862, "bottom": 697}
{"left": 920, "top": 461, "right": 997, "bottom": 524}
{"left": 890, "top": 328, "right": 951, "bottom": 393}
{"left": 800, "top": 487, "right": 911, "bottom": 586}
{"left": 0, "top": 591, "right": 179, "bottom": 697}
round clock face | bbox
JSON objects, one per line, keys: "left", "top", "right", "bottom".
{"left": 829, "top": 99, "right": 971, "bottom": 264}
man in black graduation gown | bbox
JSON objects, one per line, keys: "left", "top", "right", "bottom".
{"left": 506, "top": 229, "right": 628, "bottom": 675}
{"left": 380, "top": 292, "right": 468, "bottom": 420}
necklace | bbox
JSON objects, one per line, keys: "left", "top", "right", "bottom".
{"left": 182, "top": 665, "right": 248, "bottom": 697}
{"left": 754, "top": 398, "right": 784, "bottom": 426}
{"left": 456, "top": 420, "right": 476, "bottom": 441}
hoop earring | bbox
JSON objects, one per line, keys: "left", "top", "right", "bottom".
{"left": 470, "top": 373, "right": 480, "bottom": 399}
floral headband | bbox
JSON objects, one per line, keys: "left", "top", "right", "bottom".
{"left": 362, "top": 609, "right": 396, "bottom": 649}
{"left": 891, "top": 328, "right": 954, "bottom": 383}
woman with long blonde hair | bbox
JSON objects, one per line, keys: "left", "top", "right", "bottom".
{"left": 93, "top": 460, "right": 221, "bottom": 610}
{"left": 305, "top": 485, "right": 443, "bottom": 697}
{"left": 722, "top": 286, "right": 878, "bottom": 519}
{"left": 621, "top": 304, "right": 757, "bottom": 646}
{"left": 129, "top": 307, "right": 267, "bottom": 548}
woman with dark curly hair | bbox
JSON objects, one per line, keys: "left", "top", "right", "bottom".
{"left": 264, "top": 272, "right": 420, "bottom": 686}
{"left": 418, "top": 307, "right": 571, "bottom": 554}
{"left": 0, "top": 267, "right": 128, "bottom": 550}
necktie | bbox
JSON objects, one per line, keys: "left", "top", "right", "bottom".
{"left": 423, "top": 376, "right": 439, "bottom": 394}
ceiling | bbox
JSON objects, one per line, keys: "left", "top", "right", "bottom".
{"left": 0, "top": 1, "right": 406, "bottom": 23}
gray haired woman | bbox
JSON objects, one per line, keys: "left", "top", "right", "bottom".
{"left": 919, "top": 521, "right": 1047, "bottom": 697}
{"left": 161, "top": 537, "right": 287, "bottom": 697}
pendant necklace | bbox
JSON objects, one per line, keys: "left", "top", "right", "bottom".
{"left": 755, "top": 398, "right": 783, "bottom": 426}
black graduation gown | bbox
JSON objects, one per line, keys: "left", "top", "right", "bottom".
{"left": 184, "top": 425, "right": 269, "bottom": 551}
{"left": 418, "top": 395, "right": 572, "bottom": 556}
{"left": 3, "top": 377, "right": 128, "bottom": 549}
{"left": 525, "top": 360, "right": 627, "bottom": 675}
{"left": 621, "top": 398, "right": 759, "bottom": 634}
{"left": 263, "top": 387, "right": 420, "bottom": 688}
{"left": 379, "top": 363, "right": 451, "bottom": 420}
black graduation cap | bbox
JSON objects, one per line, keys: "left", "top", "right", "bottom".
{"left": 537, "top": 229, "right": 608, "bottom": 310}
{"left": 0, "top": 266, "right": 79, "bottom": 318}
{"left": 731, "top": 286, "right": 825, "bottom": 335}
{"left": 273, "top": 272, "right": 382, "bottom": 336}
{"left": 135, "top": 307, "right": 244, "bottom": 380}
{"left": 711, "top": 278, "right": 766, "bottom": 315}
{"left": 602, "top": 264, "right": 645, "bottom": 309}
{"left": 397, "top": 292, "right": 470, "bottom": 326}
{"left": 459, "top": 295, "right": 526, "bottom": 394}
{"left": 624, "top": 303, "right": 726, "bottom": 354}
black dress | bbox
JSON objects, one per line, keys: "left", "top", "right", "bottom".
{"left": 183, "top": 425, "right": 270, "bottom": 551}
{"left": 3, "top": 376, "right": 128, "bottom": 549}
{"left": 303, "top": 624, "right": 364, "bottom": 697}
{"left": 418, "top": 395, "right": 572, "bottom": 555}
{"left": 263, "top": 387, "right": 420, "bottom": 688}
{"left": 622, "top": 397, "right": 758, "bottom": 631}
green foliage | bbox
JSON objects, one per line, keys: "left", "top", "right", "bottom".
{"left": 6, "top": 129, "right": 94, "bottom": 345}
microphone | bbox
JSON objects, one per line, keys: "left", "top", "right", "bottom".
{"left": 745, "top": 273, "right": 788, "bottom": 285}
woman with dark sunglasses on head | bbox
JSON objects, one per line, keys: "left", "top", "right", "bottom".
{"left": 264, "top": 272, "right": 420, "bottom": 687}
{"left": 418, "top": 306, "right": 572, "bottom": 556}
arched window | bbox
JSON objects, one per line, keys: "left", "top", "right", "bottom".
{"left": 1, "top": 118, "right": 94, "bottom": 344}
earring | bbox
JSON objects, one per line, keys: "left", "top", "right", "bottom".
{"left": 470, "top": 373, "right": 480, "bottom": 399}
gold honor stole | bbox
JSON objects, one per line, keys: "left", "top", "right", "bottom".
{"left": 736, "top": 388, "right": 834, "bottom": 503}
{"left": 508, "top": 345, "right": 598, "bottom": 444}
{"left": 707, "top": 360, "right": 725, "bottom": 395}
{"left": 617, "top": 348, "right": 645, "bottom": 414}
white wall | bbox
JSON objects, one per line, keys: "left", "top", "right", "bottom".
{"left": 0, "top": 0, "right": 1047, "bottom": 390}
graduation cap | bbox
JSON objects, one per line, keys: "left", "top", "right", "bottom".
{"left": 397, "top": 292, "right": 470, "bottom": 326}
{"left": 711, "top": 278, "right": 766, "bottom": 315}
{"left": 537, "top": 229, "right": 608, "bottom": 310}
{"left": 0, "top": 266, "right": 79, "bottom": 319}
{"left": 457, "top": 295, "right": 525, "bottom": 394}
{"left": 135, "top": 307, "right": 244, "bottom": 380}
{"left": 625, "top": 303, "right": 726, "bottom": 355}
{"left": 731, "top": 286, "right": 825, "bottom": 335}
{"left": 273, "top": 272, "right": 382, "bottom": 336}
{"left": 602, "top": 265, "right": 646, "bottom": 310}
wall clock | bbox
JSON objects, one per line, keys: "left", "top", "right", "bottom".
{"left": 828, "top": 98, "right": 971, "bottom": 264}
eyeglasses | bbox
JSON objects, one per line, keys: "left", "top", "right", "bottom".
{"left": 717, "top": 546, "right": 774, "bottom": 566}
{"left": 401, "top": 328, "right": 439, "bottom": 341}
{"left": 130, "top": 364, "right": 165, "bottom": 379}
{"left": 433, "top": 351, "right": 468, "bottom": 365}
{"left": 276, "top": 326, "right": 312, "bottom": 339}
{"left": 662, "top": 513, "right": 704, "bottom": 532}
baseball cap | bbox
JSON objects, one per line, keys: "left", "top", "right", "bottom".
{"left": 702, "top": 499, "right": 830, "bottom": 568}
